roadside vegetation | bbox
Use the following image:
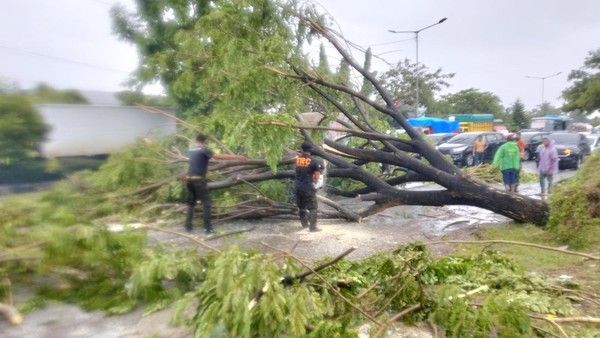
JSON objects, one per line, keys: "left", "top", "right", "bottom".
{"left": 1, "top": 0, "right": 599, "bottom": 336}
{"left": 1, "top": 145, "right": 600, "bottom": 336}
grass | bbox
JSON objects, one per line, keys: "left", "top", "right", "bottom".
{"left": 450, "top": 223, "right": 600, "bottom": 299}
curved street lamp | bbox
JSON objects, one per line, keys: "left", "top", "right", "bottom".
{"left": 525, "top": 71, "right": 562, "bottom": 107}
{"left": 389, "top": 17, "right": 448, "bottom": 116}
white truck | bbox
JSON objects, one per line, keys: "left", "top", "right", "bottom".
{"left": 38, "top": 104, "right": 177, "bottom": 157}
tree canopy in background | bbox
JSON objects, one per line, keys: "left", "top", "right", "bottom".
{"left": 28, "top": 83, "right": 88, "bottom": 104}
{"left": 507, "top": 99, "right": 529, "bottom": 130}
{"left": 432, "top": 88, "right": 504, "bottom": 117}
{"left": 0, "top": 94, "right": 47, "bottom": 165}
{"left": 380, "top": 59, "right": 454, "bottom": 116}
{"left": 563, "top": 48, "right": 600, "bottom": 114}
{"left": 530, "top": 102, "right": 561, "bottom": 117}
{"left": 117, "top": 90, "right": 174, "bottom": 107}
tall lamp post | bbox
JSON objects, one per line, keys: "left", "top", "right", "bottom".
{"left": 389, "top": 17, "right": 447, "bottom": 116}
{"left": 525, "top": 71, "right": 562, "bottom": 107}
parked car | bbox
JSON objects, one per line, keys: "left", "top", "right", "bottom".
{"left": 586, "top": 134, "right": 600, "bottom": 152}
{"left": 437, "top": 132, "right": 505, "bottom": 166}
{"left": 425, "top": 133, "right": 455, "bottom": 145}
{"left": 546, "top": 132, "right": 591, "bottom": 169}
{"left": 519, "top": 131, "right": 550, "bottom": 161}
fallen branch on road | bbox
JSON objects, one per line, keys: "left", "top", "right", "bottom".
{"left": 141, "top": 225, "right": 221, "bottom": 253}
{"left": 205, "top": 226, "right": 256, "bottom": 241}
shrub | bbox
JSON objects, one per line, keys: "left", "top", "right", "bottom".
{"left": 547, "top": 151, "right": 600, "bottom": 249}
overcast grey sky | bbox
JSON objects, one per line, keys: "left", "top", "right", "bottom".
{"left": 1, "top": 0, "right": 599, "bottom": 110}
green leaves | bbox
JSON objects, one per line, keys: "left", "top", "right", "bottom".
{"left": 563, "top": 49, "right": 600, "bottom": 114}
{"left": 187, "top": 248, "right": 322, "bottom": 338}
{"left": 127, "top": 248, "right": 206, "bottom": 314}
{"left": 380, "top": 59, "right": 455, "bottom": 115}
{"left": 432, "top": 88, "right": 505, "bottom": 117}
{"left": 0, "top": 94, "right": 47, "bottom": 164}
{"left": 547, "top": 150, "right": 600, "bottom": 249}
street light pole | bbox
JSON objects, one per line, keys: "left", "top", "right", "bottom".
{"left": 389, "top": 17, "right": 447, "bottom": 116}
{"left": 525, "top": 71, "right": 562, "bottom": 107}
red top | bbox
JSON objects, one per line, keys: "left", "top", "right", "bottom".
{"left": 516, "top": 139, "right": 527, "bottom": 158}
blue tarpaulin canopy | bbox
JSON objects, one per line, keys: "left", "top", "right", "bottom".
{"left": 407, "top": 117, "right": 460, "bottom": 133}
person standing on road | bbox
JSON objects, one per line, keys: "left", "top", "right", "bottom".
{"left": 537, "top": 137, "right": 559, "bottom": 199}
{"left": 294, "top": 143, "right": 323, "bottom": 232}
{"left": 183, "top": 134, "right": 246, "bottom": 234}
{"left": 515, "top": 132, "right": 527, "bottom": 192}
{"left": 473, "top": 135, "right": 487, "bottom": 165}
{"left": 493, "top": 135, "right": 521, "bottom": 192}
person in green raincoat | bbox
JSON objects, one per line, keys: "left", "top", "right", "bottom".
{"left": 493, "top": 134, "right": 521, "bottom": 192}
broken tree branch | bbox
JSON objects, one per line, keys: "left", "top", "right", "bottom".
{"left": 137, "top": 104, "right": 234, "bottom": 154}
{"left": 205, "top": 226, "right": 256, "bottom": 241}
{"left": 286, "top": 246, "right": 357, "bottom": 284}
{"left": 316, "top": 195, "right": 361, "bottom": 222}
{"left": 286, "top": 250, "right": 382, "bottom": 327}
{"left": 426, "top": 240, "right": 600, "bottom": 260}
{"left": 247, "top": 245, "right": 356, "bottom": 311}
{"left": 373, "top": 304, "right": 422, "bottom": 338}
{"left": 141, "top": 225, "right": 221, "bottom": 253}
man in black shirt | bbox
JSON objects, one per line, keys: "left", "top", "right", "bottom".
{"left": 294, "top": 143, "right": 323, "bottom": 232}
{"left": 184, "top": 134, "right": 245, "bottom": 234}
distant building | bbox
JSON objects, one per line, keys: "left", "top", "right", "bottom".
{"left": 38, "top": 104, "right": 177, "bottom": 157}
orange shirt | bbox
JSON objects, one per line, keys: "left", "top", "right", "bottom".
{"left": 474, "top": 139, "right": 486, "bottom": 153}
{"left": 516, "top": 139, "right": 527, "bottom": 158}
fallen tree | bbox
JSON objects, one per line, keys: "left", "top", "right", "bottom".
{"left": 107, "top": 3, "right": 549, "bottom": 226}
{"left": 128, "top": 19, "right": 548, "bottom": 226}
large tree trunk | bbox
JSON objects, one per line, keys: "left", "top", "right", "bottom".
{"left": 359, "top": 177, "right": 548, "bottom": 225}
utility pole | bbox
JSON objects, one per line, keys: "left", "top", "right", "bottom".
{"left": 389, "top": 17, "right": 447, "bottom": 116}
{"left": 525, "top": 71, "right": 562, "bottom": 108}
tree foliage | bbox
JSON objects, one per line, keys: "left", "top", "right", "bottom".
{"left": 28, "top": 83, "right": 88, "bottom": 104}
{"left": 508, "top": 99, "right": 529, "bottom": 131}
{"left": 547, "top": 150, "right": 600, "bottom": 249}
{"left": 112, "top": 0, "right": 309, "bottom": 115}
{"left": 117, "top": 90, "right": 174, "bottom": 107}
{"left": 530, "top": 102, "right": 561, "bottom": 117}
{"left": 111, "top": 0, "right": 321, "bottom": 160}
{"left": 316, "top": 43, "right": 332, "bottom": 76}
{"left": 433, "top": 88, "right": 504, "bottom": 118}
{"left": 1, "top": 186, "right": 584, "bottom": 337}
{"left": 380, "top": 59, "right": 454, "bottom": 116}
{"left": 0, "top": 94, "right": 47, "bottom": 165}
{"left": 563, "top": 48, "right": 600, "bottom": 114}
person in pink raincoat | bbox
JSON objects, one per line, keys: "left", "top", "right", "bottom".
{"left": 537, "top": 137, "right": 559, "bottom": 198}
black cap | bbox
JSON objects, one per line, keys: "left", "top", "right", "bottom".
{"left": 301, "top": 142, "right": 312, "bottom": 152}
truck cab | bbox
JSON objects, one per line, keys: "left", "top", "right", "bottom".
{"left": 529, "top": 116, "right": 572, "bottom": 132}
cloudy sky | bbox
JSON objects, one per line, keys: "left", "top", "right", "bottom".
{"left": 1, "top": 0, "right": 599, "bottom": 110}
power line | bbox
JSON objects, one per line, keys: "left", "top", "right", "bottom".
{"left": 87, "top": 0, "right": 112, "bottom": 6}
{"left": 368, "top": 37, "right": 415, "bottom": 47}
{"left": 376, "top": 49, "right": 405, "bottom": 56}
{"left": 0, "top": 44, "right": 131, "bottom": 74}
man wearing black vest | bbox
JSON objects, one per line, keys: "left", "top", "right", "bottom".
{"left": 294, "top": 143, "right": 323, "bottom": 232}
{"left": 184, "top": 134, "right": 245, "bottom": 234}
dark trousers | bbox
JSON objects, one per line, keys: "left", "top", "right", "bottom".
{"left": 474, "top": 152, "right": 485, "bottom": 165}
{"left": 185, "top": 179, "right": 212, "bottom": 231}
{"left": 539, "top": 172, "right": 554, "bottom": 194}
{"left": 295, "top": 189, "right": 317, "bottom": 230}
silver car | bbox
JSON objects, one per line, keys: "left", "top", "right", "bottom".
{"left": 587, "top": 134, "right": 600, "bottom": 152}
